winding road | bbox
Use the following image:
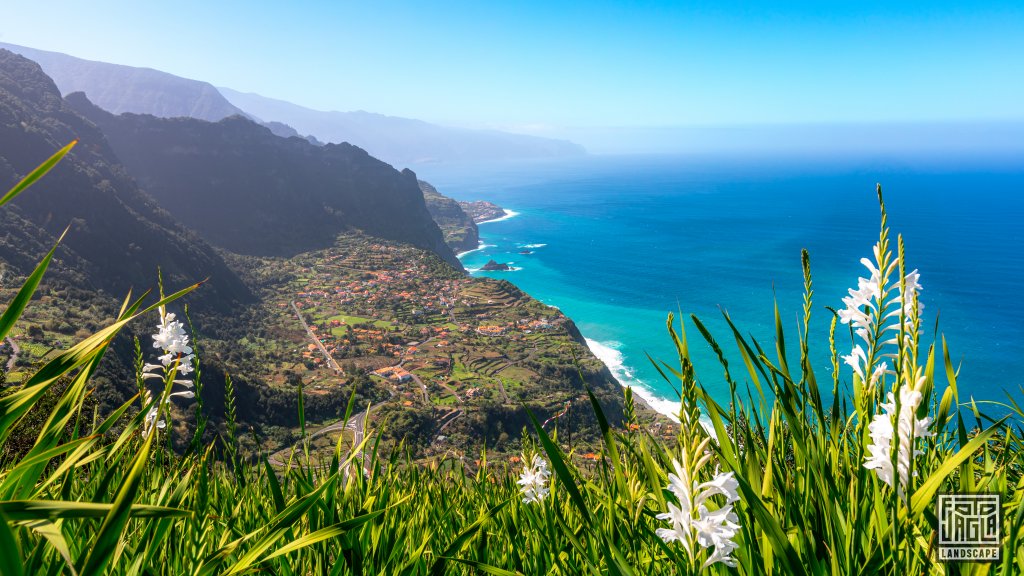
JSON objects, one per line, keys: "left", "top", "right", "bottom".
{"left": 267, "top": 408, "right": 368, "bottom": 469}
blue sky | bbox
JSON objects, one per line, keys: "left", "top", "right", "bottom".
{"left": 2, "top": 1, "right": 1022, "bottom": 135}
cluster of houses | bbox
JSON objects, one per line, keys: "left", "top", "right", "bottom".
{"left": 372, "top": 366, "right": 414, "bottom": 382}
{"left": 278, "top": 241, "right": 572, "bottom": 412}
{"left": 475, "top": 317, "right": 559, "bottom": 337}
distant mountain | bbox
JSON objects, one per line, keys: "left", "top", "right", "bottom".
{"left": 0, "top": 42, "right": 245, "bottom": 121}
{"left": 219, "top": 88, "right": 586, "bottom": 166}
{"left": 261, "top": 120, "right": 323, "bottom": 145}
{"left": 0, "top": 49, "right": 253, "bottom": 310}
{"left": 0, "top": 43, "right": 586, "bottom": 167}
{"left": 419, "top": 180, "right": 479, "bottom": 253}
{"left": 67, "top": 94, "right": 462, "bottom": 269}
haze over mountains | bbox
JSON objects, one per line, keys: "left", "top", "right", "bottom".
{"left": 0, "top": 42, "right": 244, "bottom": 122}
{"left": 0, "top": 42, "right": 585, "bottom": 167}
{"left": 0, "top": 49, "right": 251, "bottom": 311}
{"left": 0, "top": 47, "right": 464, "bottom": 413}
{"left": 0, "top": 47, "right": 629, "bottom": 444}
{"left": 217, "top": 88, "right": 585, "bottom": 166}
{"left": 68, "top": 93, "right": 462, "bottom": 268}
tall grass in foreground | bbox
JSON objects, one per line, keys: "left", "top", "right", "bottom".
{"left": 1, "top": 145, "right": 1023, "bottom": 575}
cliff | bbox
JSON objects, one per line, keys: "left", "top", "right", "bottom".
{"left": 418, "top": 180, "right": 479, "bottom": 253}
{"left": 0, "top": 42, "right": 245, "bottom": 121}
{"left": 0, "top": 49, "right": 252, "bottom": 310}
{"left": 66, "top": 93, "right": 462, "bottom": 269}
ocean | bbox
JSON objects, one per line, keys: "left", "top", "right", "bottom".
{"left": 417, "top": 153, "right": 1024, "bottom": 419}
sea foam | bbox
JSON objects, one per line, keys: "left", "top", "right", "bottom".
{"left": 456, "top": 242, "right": 496, "bottom": 258}
{"left": 584, "top": 338, "right": 682, "bottom": 422}
{"left": 478, "top": 209, "right": 520, "bottom": 224}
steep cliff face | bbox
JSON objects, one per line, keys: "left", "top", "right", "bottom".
{"left": 418, "top": 180, "right": 479, "bottom": 253}
{"left": 0, "top": 49, "right": 253, "bottom": 310}
{"left": 67, "top": 94, "right": 462, "bottom": 269}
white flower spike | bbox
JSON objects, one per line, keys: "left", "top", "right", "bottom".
{"left": 863, "top": 384, "right": 933, "bottom": 500}
{"left": 658, "top": 450, "right": 741, "bottom": 568}
{"left": 517, "top": 454, "right": 551, "bottom": 504}
{"left": 140, "top": 309, "right": 197, "bottom": 438}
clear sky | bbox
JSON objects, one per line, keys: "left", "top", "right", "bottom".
{"left": 2, "top": 1, "right": 1022, "bottom": 136}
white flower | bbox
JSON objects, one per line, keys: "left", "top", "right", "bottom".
{"left": 839, "top": 243, "right": 924, "bottom": 399}
{"left": 695, "top": 469, "right": 740, "bottom": 506}
{"left": 517, "top": 454, "right": 551, "bottom": 504}
{"left": 667, "top": 458, "right": 693, "bottom": 504}
{"left": 151, "top": 311, "right": 195, "bottom": 375}
{"left": 863, "top": 384, "right": 933, "bottom": 500}
{"left": 142, "top": 390, "right": 166, "bottom": 439}
{"left": 900, "top": 269, "right": 923, "bottom": 317}
{"left": 692, "top": 504, "right": 741, "bottom": 569}
{"left": 140, "top": 309, "right": 197, "bottom": 438}
{"left": 837, "top": 249, "right": 893, "bottom": 342}
{"left": 655, "top": 501, "right": 692, "bottom": 551}
{"left": 658, "top": 452, "right": 742, "bottom": 568}
{"left": 864, "top": 408, "right": 895, "bottom": 487}
{"left": 842, "top": 345, "right": 868, "bottom": 382}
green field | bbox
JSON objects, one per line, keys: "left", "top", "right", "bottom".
{"left": 326, "top": 313, "right": 394, "bottom": 330}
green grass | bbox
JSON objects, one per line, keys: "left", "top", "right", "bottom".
{"left": 326, "top": 313, "right": 394, "bottom": 330}
{"left": 433, "top": 394, "right": 458, "bottom": 407}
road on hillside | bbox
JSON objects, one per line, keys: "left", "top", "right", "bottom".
{"left": 267, "top": 409, "right": 367, "bottom": 468}
{"left": 291, "top": 301, "right": 343, "bottom": 374}
{"left": 3, "top": 337, "right": 18, "bottom": 373}
{"left": 396, "top": 337, "right": 435, "bottom": 405}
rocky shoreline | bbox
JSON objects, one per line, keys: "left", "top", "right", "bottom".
{"left": 458, "top": 200, "right": 507, "bottom": 224}
{"left": 424, "top": 185, "right": 673, "bottom": 428}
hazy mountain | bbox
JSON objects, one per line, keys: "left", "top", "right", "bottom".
{"left": 0, "top": 49, "right": 253, "bottom": 310}
{"left": 67, "top": 94, "right": 462, "bottom": 269}
{"left": 0, "top": 42, "right": 585, "bottom": 167}
{"left": 0, "top": 42, "right": 245, "bottom": 122}
{"left": 219, "top": 88, "right": 586, "bottom": 166}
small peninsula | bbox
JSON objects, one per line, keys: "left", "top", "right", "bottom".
{"left": 458, "top": 200, "right": 507, "bottom": 223}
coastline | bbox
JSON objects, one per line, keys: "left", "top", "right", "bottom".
{"left": 458, "top": 207, "right": 682, "bottom": 424}
{"left": 476, "top": 209, "right": 520, "bottom": 225}
{"left": 456, "top": 241, "right": 494, "bottom": 258}
{"left": 584, "top": 338, "right": 681, "bottom": 423}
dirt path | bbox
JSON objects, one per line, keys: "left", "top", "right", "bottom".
{"left": 438, "top": 381, "right": 463, "bottom": 403}
{"left": 437, "top": 409, "right": 462, "bottom": 435}
{"left": 4, "top": 337, "right": 18, "bottom": 373}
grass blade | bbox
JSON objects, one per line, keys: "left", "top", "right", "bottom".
{"left": 0, "top": 227, "right": 68, "bottom": 343}
{"left": 0, "top": 140, "right": 76, "bottom": 207}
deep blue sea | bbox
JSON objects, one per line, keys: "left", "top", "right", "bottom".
{"left": 417, "top": 153, "right": 1024, "bottom": 419}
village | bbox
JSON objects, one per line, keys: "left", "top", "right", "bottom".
{"left": 243, "top": 234, "right": 650, "bottom": 460}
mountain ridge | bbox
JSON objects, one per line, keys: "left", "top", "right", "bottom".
{"left": 419, "top": 180, "right": 479, "bottom": 253}
{"left": 219, "top": 87, "right": 586, "bottom": 166}
{"left": 0, "top": 42, "right": 245, "bottom": 121}
{"left": 0, "top": 42, "right": 585, "bottom": 167}
{"left": 0, "top": 49, "right": 252, "bottom": 311}
{"left": 66, "top": 92, "right": 463, "bottom": 269}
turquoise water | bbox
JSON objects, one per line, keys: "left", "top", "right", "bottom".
{"left": 418, "top": 153, "right": 1024, "bottom": 418}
